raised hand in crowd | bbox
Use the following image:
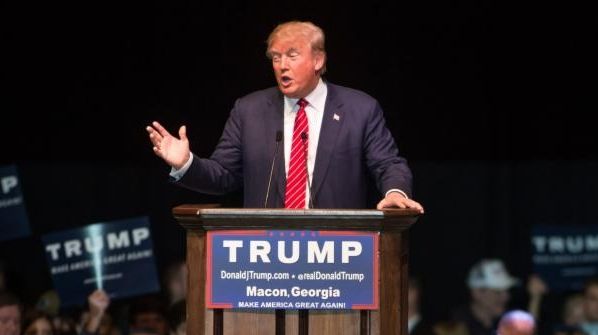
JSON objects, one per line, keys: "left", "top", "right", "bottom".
{"left": 526, "top": 274, "right": 548, "bottom": 321}
{"left": 82, "top": 289, "right": 110, "bottom": 335}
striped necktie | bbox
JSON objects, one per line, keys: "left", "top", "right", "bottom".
{"left": 284, "top": 98, "right": 309, "bottom": 208}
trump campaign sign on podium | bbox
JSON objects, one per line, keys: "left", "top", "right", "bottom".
{"left": 206, "top": 230, "right": 379, "bottom": 310}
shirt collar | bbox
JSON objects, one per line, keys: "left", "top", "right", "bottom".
{"left": 284, "top": 78, "right": 327, "bottom": 113}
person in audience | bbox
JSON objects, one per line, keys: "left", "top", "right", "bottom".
{"left": 33, "top": 290, "right": 77, "bottom": 335}
{"left": 35, "top": 291, "right": 60, "bottom": 320}
{"left": 580, "top": 278, "right": 598, "bottom": 335}
{"left": 0, "top": 291, "right": 21, "bottom": 335}
{"left": 520, "top": 273, "right": 567, "bottom": 334}
{"left": 496, "top": 310, "right": 535, "bottom": 335}
{"left": 166, "top": 300, "right": 185, "bottom": 335}
{"left": 51, "top": 314, "right": 77, "bottom": 335}
{"left": 543, "top": 292, "right": 585, "bottom": 335}
{"left": 433, "top": 322, "right": 469, "bottom": 335}
{"left": 22, "top": 309, "right": 54, "bottom": 335}
{"left": 452, "top": 259, "right": 518, "bottom": 335}
{"left": 128, "top": 295, "right": 169, "bottom": 335}
{"left": 562, "top": 294, "right": 585, "bottom": 328}
{"left": 526, "top": 274, "right": 548, "bottom": 322}
{"left": 163, "top": 261, "right": 187, "bottom": 307}
{"left": 79, "top": 290, "right": 118, "bottom": 335}
{"left": 408, "top": 276, "right": 437, "bottom": 335}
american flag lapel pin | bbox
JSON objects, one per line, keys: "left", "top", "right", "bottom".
{"left": 333, "top": 113, "right": 340, "bottom": 121}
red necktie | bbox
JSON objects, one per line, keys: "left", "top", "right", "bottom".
{"left": 285, "top": 98, "right": 309, "bottom": 209}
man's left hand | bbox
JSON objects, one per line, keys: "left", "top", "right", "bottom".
{"left": 376, "top": 192, "right": 424, "bottom": 213}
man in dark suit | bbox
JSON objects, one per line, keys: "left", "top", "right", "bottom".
{"left": 146, "top": 21, "right": 423, "bottom": 211}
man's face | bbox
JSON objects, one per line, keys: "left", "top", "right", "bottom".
{"left": 584, "top": 285, "right": 598, "bottom": 321}
{"left": 471, "top": 288, "right": 510, "bottom": 319}
{"left": 132, "top": 312, "right": 168, "bottom": 335}
{"left": 564, "top": 297, "right": 584, "bottom": 326}
{"left": 269, "top": 35, "right": 324, "bottom": 99}
{"left": 0, "top": 305, "right": 21, "bottom": 335}
{"left": 23, "top": 318, "right": 53, "bottom": 335}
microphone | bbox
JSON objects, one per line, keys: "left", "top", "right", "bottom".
{"left": 300, "top": 132, "right": 315, "bottom": 209}
{"left": 264, "top": 131, "right": 283, "bottom": 208}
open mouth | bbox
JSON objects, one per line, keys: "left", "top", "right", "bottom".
{"left": 280, "top": 75, "right": 293, "bottom": 87}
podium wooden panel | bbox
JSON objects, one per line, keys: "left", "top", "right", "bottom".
{"left": 173, "top": 205, "right": 419, "bottom": 335}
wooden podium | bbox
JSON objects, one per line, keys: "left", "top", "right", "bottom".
{"left": 173, "top": 205, "right": 420, "bottom": 335}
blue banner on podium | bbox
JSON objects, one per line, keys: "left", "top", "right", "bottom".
{"left": 0, "top": 165, "right": 31, "bottom": 242}
{"left": 206, "top": 230, "right": 379, "bottom": 310}
{"left": 42, "top": 217, "right": 160, "bottom": 306}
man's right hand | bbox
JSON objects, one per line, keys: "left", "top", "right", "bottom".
{"left": 146, "top": 121, "right": 191, "bottom": 170}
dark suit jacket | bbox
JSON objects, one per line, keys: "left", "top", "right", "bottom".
{"left": 175, "top": 82, "right": 413, "bottom": 208}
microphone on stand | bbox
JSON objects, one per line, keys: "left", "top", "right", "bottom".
{"left": 300, "top": 132, "right": 315, "bottom": 209}
{"left": 264, "top": 131, "right": 283, "bottom": 208}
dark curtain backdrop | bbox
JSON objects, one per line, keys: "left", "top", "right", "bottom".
{"left": 2, "top": 0, "right": 596, "bottom": 321}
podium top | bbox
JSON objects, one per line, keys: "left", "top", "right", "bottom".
{"left": 173, "top": 205, "right": 420, "bottom": 232}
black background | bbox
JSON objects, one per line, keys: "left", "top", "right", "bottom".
{"left": 2, "top": 0, "right": 597, "bottom": 322}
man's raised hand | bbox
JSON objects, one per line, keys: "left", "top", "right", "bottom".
{"left": 146, "top": 121, "right": 190, "bottom": 170}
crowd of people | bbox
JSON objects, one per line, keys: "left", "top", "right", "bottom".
{"left": 408, "top": 259, "right": 598, "bottom": 335}
{"left": 0, "top": 260, "right": 186, "bottom": 335}
{"left": 2, "top": 256, "right": 598, "bottom": 335}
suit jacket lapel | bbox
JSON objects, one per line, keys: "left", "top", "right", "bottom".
{"left": 312, "top": 84, "right": 344, "bottom": 200}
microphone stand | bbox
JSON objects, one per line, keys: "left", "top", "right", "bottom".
{"left": 264, "top": 131, "right": 283, "bottom": 208}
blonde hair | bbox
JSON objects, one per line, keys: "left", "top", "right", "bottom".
{"left": 266, "top": 21, "right": 327, "bottom": 75}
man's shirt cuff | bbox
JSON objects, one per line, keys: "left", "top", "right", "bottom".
{"left": 169, "top": 154, "right": 194, "bottom": 181}
{"left": 385, "top": 189, "right": 408, "bottom": 199}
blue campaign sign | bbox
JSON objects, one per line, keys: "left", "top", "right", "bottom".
{"left": 0, "top": 165, "right": 31, "bottom": 242}
{"left": 532, "top": 224, "right": 598, "bottom": 291}
{"left": 206, "top": 230, "right": 379, "bottom": 310}
{"left": 42, "top": 217, "right": 160, "bottom": 306}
